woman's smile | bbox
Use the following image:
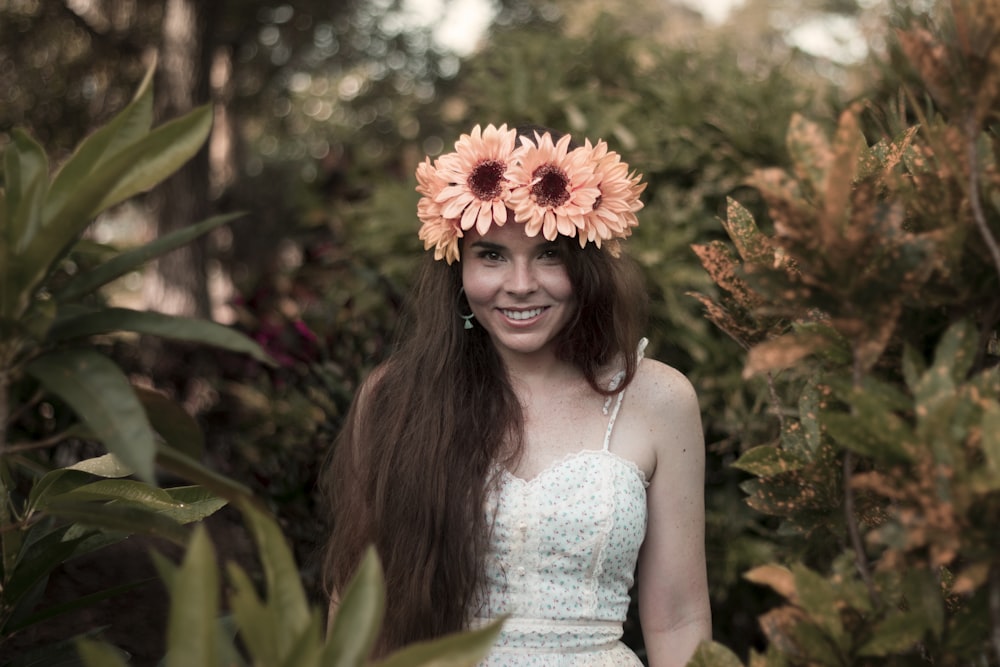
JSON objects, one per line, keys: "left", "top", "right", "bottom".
{"left": 461, "top": 223, "right": 576, "bottom": 364}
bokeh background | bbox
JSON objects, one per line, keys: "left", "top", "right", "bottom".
{"left": 0, "top": 0, "right": 945, "bottom": 664}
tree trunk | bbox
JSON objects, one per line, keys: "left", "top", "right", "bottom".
{"left": 144, "top": 0, "right": 222, "bottom": 319}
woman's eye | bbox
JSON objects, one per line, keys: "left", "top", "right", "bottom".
{"left": 479, "top": 250, "right": 502, "bottom": 261}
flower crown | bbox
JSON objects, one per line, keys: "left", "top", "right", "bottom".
{"left": 416, "top": 124, "right": 646, "bottom": 264}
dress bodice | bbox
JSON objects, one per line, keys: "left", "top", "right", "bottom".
{"left": 474, "top": 340, "right": 649, "bottom": 666}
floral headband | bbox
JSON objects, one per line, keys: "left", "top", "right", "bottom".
{"left": 415, "top": 124, "right": 646, "bottom": 264}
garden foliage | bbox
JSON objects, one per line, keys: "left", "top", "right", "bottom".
{"left": 0, "top": 61, "right": 502, "bottom": 667}
{"left": 688, "top": 1, "right": 1000, "bottom": 663}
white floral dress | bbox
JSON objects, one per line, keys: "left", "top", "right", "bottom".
{"left": 475, "top": 341, "right": 649, "bottom": 666}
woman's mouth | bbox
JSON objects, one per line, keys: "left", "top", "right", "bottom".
{"left": 502, "top": 307, "right": 545, "bottom": 321}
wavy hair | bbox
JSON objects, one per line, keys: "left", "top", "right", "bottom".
{"left": 322, "top": 133, "right": 648, "bottom": 655}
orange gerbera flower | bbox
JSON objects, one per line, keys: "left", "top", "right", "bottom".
{"left": 416, "top": 157, "right": 463, "bottom": 264}
{"left": 577, "top": 139, "right": 646, "bottom": 250}
{"left": 506, "top": 132, "right": 601, "bottom": 241}
{"left": 432, "top": 124, "right": 518, "bottom": 236}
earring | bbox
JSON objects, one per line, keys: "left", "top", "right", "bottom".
{"left": 458, "top": 288, "right": 475, "bottom": 330}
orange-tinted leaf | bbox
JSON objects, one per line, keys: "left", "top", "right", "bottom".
{"left": 786, "top": 113, "right": 832, "bottom": 199}
{"left": 745, "top": 564, "right": 798, "bottom": 602}
{"left": 743, "top": 332, "right": 828, "bottom": 379}
{"left": 820, "top": 105, "right": 865, "bottom": 250}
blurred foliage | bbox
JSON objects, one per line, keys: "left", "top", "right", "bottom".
{"left": 78, "top": 504, "right": 503, "bottom": 667}
{"left": 690, "top": 0, "right": 1000, "bottom": 662}
{"left": 5, "top": 0, "right": 979, "bottom": 664}
{"left": 0, "top": 65, "right": 273, "bottom": 664}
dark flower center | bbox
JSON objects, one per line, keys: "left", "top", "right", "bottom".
{"left": 467, "top": 159, "right": 506, "bottom": 200}
{"left": 592, "top": 194, "right": 603, "bottom": 211}
{"left": 531, "top": 165, "right": 570, "bottom": 208}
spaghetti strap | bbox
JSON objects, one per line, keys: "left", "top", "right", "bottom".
{"left": 601, "top": 338, "right": 648, "bottom": 452}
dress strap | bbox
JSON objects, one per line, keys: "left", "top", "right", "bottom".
{"left": 601, "top": 338, "right": 648, "bottom": 452}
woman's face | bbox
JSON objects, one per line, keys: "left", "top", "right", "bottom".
{"left": 461, "top": 222, "right": 576, "bottom": 364}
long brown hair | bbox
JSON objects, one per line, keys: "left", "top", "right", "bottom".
{"left": 322, "top": 152, "right": 648, "bottom": 658}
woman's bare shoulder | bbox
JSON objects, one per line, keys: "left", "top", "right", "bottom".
{"left": 630, "top": 357, "right": 699, "bottom": 415}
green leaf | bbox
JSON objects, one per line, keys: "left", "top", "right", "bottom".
{"left": 242, "top": 504, "right": 311, "bottom": 643}
{"left": 97, "top": 104, "right": 213, "bottom": 213}
{"left": 46, "top": 64, "right": 155, "bottom": 227}
{"left": 25, "top": 348, "right": 157, "bottom": 481}
{"left": 722, "top": 197, "right": 774, "bottom": 266}
{"left": 55, "top": 212, "right": 244, "bottom": 302}
{"left": 686, "top": 641, "right": 745, "bottom": 667}
{"left": 732, "top": 444, "right": 808, "bottom": 477}
{"left": 43, "top": 479, "right": 175, "bottom": 509}
{"left": 1, "top": 131, "right": 50, "bottom": 319}
{"left": 76, "top": 638, "right": 131, "bottom": 667}
{"left": 66, "top": 453, "right": 134, "bottom": 478}
{"left": 324, "top": 546, "right": 386, "bottom": 667}
{"left": 49, "top": 307, "right": 274, "bottom": 365}
{"left": 982, "top": 401, "right": 1000, "bottom": 482}
{"left": 164, "top": 526, "right": 220, "bottom": 667}
{"left": 914, "top": 320, "right": 976, "bottom": 407}
{"left": 161, "top": 486, "right": 227, "bottom": 524}
{"left": 375, "top": 618, "right": 505, "bottom": 667}
{"left": 17, "top": 105, "right": 213, "bottom": 306}
{"left": 41, "top": 498, "right": 189, "bottom": 546}
{"left": 9, "top": 576, "right": 156, "bottom": 636}
{"left": 5, "top": 130, "right": 49, "bottom": 255}
{"left": 4, "top": 525, "right": 90, "bottom": 615}
{"left": 792, "top": 565, "right": 845, "bottom": 644}
{"left": 136, "top": 386, "right": 205, "bottom": 459}
{"left": 155, "top": 444, "right": 260, "bottom": 510}
{"left": 227, "top": 562, "right": 281, "bottom": 665}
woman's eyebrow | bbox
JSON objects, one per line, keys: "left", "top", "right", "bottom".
{"left": 469, "top": 240, "right": 505, "bottom": 251}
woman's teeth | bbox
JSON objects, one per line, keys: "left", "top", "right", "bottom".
{"left": 503, "top": 308, "right": 544, "bottom": 320}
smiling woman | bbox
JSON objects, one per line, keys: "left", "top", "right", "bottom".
{"left": 322, "top": 124, "right": 711, "bottom": 666}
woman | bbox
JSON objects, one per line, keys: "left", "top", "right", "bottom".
{"left": 323, "top": 124, "right": 711, "bottom": 666}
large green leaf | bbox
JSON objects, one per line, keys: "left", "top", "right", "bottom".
{"left": 155, "top": 443, "right": 261, "bottom": 511}
{"left": 14, "top": 104, "right": 213, "bottom": 306}
{"left": 3, "top": 526, "right": 90, "bottom": 620}
{"left": 76, "top": 638, "right": 131, "bottom": 667}
{"left": 161, "top": 486, "right": 227, "bottom": 524}
{"left": 5, "top": 130, "right": 49, "bottom": 256}
{"left": 55, "top": 212, "right": 243, "bottom": 302}
{"left": 41, "top": 498, "right": 189, "bottom": 546}
{"left": 324, "top": 547, "right": 385, "bottom": 667}
{"left": 226, "top": 563, "right": 283, "bottom": 665}
{"left": 242, "top": 504, "right": 312, "bottom": 644}
{"left": 686, "top": 641, "right": 744, "bottom": 667}
{"left": 25, "top": 348, "right": 157, "bottom": 482}
{"left": 1, "top": 131, "right": 49, "bottom": 319}
{"left": 43, "top": 478, "right": 175, "bottom": 510}
{"left": 49, "top": 307, "right": 273, "bottom": 365}
{"left": 164, "top": 526, "right": 220, "bottom": 667}
{"left": 136, "top": 386, "right": 205, "bottom": 459}
{"left": 375, "top": 619, "right": 505, "bottom": 667}
{"left": 45, "top": 65, "right": 155, "bottom": 227}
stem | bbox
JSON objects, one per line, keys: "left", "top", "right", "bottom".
{"left": 844, "top": 450, "right": 878, "bottom": 605}
{"left": 5, "top": 429, "right": 77, "bottom": 454}
{"left": 991, "top": 563, "right": 1000, "bottom": 665}
{"left": 967, "top": 115, "right": 1000, "bottom": 281}
{"left": 846, "top": 358, "right": 879, "bottom": 604}
{"left": 765, "top": 370, "right": 786, "bottom": 434}
{"left": 0, "top": 368, "right": 8, "bottom": 458}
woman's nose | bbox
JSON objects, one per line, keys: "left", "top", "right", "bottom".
{"left": 505, "top": 260, "right": 538, "bottom": 294}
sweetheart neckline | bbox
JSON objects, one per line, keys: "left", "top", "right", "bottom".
{"left": 498, "top": 448, "right": 649, "bottom": 488}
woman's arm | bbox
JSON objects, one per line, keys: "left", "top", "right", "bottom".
{"left": 635, "top": 362, "right": 711, "bottom": 667}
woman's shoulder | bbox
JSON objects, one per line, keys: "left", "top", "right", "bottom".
{"left": 632, "top": 356, "right": 697, "bottom": 408}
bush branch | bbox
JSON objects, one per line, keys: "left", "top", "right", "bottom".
{"left": 967, "top": 115, "right": 1000, "bottom": 281}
